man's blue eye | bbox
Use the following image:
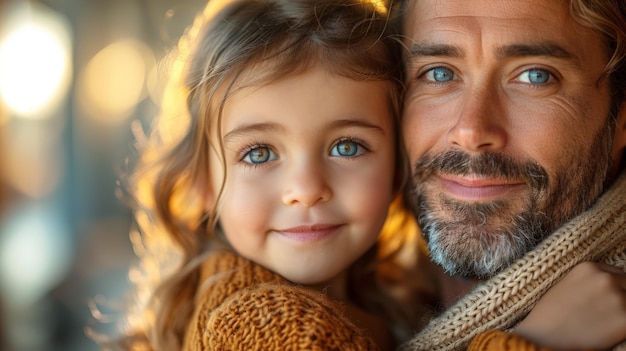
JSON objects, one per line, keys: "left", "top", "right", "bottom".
{"left": 330, "top": 140, "right": 362, "bottom": 157}
{"left": 243, "top": 146, "right": 276, "bottom": 164}
{"left": 519, "top": 69, "right": 551, "bottom": 84}
{"left": 425, "top": 67, "right": 455, "bottom": 82}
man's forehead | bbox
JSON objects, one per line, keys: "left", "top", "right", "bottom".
{"left": 404, "top": 0, "right": 572, "bottom": 36}
{"left": 406, "top": 0, "right": 564, "bottom": 19}
{"left": 402, "top": 0, "right": 602, "bottom": 58}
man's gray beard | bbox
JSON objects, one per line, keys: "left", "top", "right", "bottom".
{"left": 409, "top": 120, "right": 613, "bottom": 279}
{"left": 416, "top": 193, "right": 548, "bottom": 279}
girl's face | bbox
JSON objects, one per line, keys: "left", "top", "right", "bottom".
{"left": 207, "top": 67, "right": 396, "bottom": 287}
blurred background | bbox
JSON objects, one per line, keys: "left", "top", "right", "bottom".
{"left": 0, "top": 0, "right": 205, "bottom": 350}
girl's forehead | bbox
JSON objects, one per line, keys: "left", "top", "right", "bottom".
{"left": 228, "top": 71, "right": 392, "bottom": 124}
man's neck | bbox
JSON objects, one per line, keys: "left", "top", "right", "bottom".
{"left": 432, "top": 263, "right": 481, "bottom": 310}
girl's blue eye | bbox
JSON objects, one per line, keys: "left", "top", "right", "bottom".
{"left": 330, "top": 140, "right": 363, "bottom": 157}
{"left": 242, "top": 146, "right": 276, "bottom": 164}
{"left": 425, "top": 67, "right": 455, "bottom": 82}
{"left": 518, "top": 69, "right": 551, "bottom": 84}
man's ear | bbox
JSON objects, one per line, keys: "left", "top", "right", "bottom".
{"left": 611, "top": 100, "right": 626, "bottom": 169}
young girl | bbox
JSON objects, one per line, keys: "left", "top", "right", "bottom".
{"left": 106, "top": 0, "right": 431, "bottom": 350}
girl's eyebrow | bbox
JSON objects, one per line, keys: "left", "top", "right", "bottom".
{"left": 223, "top": 117, "right": 386, "bottom": 142}
{"left": 223, "top": 122, "right": 285, "bottom": 142}
{"left": 327, "top": 118, "right": 386, "bottom": 135}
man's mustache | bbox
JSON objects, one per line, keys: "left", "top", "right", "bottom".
{"left": 411, "top": 149, "right": 549, "bottom": 192}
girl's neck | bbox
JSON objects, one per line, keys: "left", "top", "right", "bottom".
{"left": 307, "top": 269, "right": 395, "bottom": 350}
{"left": 307, "top": 269, "right": 350, "bottom": 301}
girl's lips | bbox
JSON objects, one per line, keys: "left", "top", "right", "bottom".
{"left": 438, "top": 175, "right": 526, "bottom": 201}
{"left": 276, "top": 224, "right": 342, "bottom": 242}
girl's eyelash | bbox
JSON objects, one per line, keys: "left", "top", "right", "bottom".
{"left": 237, "top": 142, "right": 272, "bottom": 161}
{"left": 334, "top": 136, "right": 371, "bottom": 152}
{"left": 235, "top": 137, "right": 372, "bottom": 163}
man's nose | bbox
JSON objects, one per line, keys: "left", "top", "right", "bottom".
{"left": 447, "top": 83, "right": 507, "bottom": 152}
{"left": 281, "top": 158, "right": 332, "bottom": 207}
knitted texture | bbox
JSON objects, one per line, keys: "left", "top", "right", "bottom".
{"left": 182, "top": 251, "right": 379, "bottom": 351}
{"left": 467, "top": 330, "right": 578, "bottom": 351}
{"left": 400, "top": 172, "right": 626, "bottom": 351}
{"left": 467, "top": 330, "right": 603, "bottom": 351}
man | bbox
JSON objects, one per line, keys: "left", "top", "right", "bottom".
{"left": 394, "top": 0, "right": 626, "bottom": 350}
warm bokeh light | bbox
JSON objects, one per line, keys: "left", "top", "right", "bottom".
{"left": 0, "top": 203, "right": 73, "bottom": 308}
{"left": 2, "top": 122, "right": 65, "bottom": 199}
{"left": 0, "top": 101, "right": 8, "bottom": 127}
{"left": 0, "top": 4, "right": 69, "bottom": 199}
{"left": 78, "top": 39, "right": 155, "bottom": 124}
{"left": 0, "top": 1, "right": 207, "bottom": 350}
{"left": 0, "top": 12, "right": 72, "bottom": 118}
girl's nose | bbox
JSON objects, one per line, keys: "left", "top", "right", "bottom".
{"left": 281, "top": 159, "right": 332, "bottom": 207}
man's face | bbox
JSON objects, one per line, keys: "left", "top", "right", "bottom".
{"left": 402, "top": 0, "right": 624, "bottom": 278}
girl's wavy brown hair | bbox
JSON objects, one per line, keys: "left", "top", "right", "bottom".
{"left": 100, "top": 0, "right": 434, "bottom": 350}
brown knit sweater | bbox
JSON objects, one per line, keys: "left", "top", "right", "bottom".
{"left": 179, "top": 251, "right": 574, "bottom": 351}
{"left": 181, "top": 250, "right": 381, "bottom": 350}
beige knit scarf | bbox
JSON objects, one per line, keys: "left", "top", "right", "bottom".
{"left": 400, "top": 172, "right": 626, "bottom": 351}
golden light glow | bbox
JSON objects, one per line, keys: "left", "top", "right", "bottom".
{"left": 369, "top": 0, "right": 388, "bottom": 13}
{"left": 0, "top": 4, "right": 68, "bottom": 199}
{"left": 2, "top": 120, "right": 65, "bottom": 198}
{"left": 78, "top": 39, "right": 155, "bottom": 124}
{"left": 0, "top": 15, "right": 72, "bottom": 118}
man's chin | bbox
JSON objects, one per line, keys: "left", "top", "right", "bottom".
{"left": 423, "top": 221, "right": 542, "bottom": 279}
{"left": 433, "top": 254, "right": 511, "bottom": 280}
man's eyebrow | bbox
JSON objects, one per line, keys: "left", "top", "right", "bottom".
{"left": 495, "top": 43, "right": 575, "bottom": 60}
{"left": 408, "top": 43, "right": 463, "bottom": 59}
{"left": 497, "top": 43, "right": 583, "bottom": 70}
{"left": 408, "top": 42, "right": 580, "bottom": 66}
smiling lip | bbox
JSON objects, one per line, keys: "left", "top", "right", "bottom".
{"left": 276, "top": 224, "right": 342, "bottom": 242}
{"left": 438, "top": 175, "right": 525, "bottom": 200}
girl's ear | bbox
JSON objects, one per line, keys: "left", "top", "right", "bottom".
{"left": 195, "top": 174, "right": 216, "bottom": 213}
